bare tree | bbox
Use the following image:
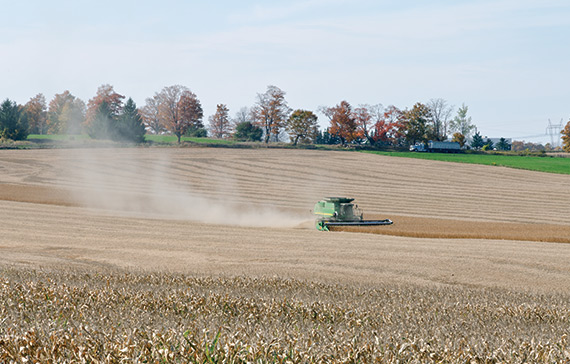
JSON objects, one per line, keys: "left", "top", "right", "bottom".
{"left": 251, "top": 85, "right": 291, "bottom": 143}
{"left": 427, "top": 98, "right": 453, "bottom": 141}
{"left": 231, "top": 107, "right": 250, "bottom": 129}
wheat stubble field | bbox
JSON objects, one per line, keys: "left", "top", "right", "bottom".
{"left": 1, "top": 147, "right": 570, "bottom": 362}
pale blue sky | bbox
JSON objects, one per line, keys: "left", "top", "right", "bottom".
{"left": 1, "top": 0, "right": 569, "bottom": 143}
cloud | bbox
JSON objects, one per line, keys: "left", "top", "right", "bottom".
{"left": 2, "top": 0, "right": 568, "bottom": 140}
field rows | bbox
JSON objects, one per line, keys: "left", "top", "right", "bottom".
{"left": 1, "top": 147, "right": 570, "bottom": 362}
{"left": 1, "top": 148, "right": 569, "bottom": 226}
{"left": 0, "top": 148, "right": 570, "bottom": 291}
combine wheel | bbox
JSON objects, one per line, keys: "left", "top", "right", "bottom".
{"left": 315, "top": 220, "right": 329, "bottom": 231}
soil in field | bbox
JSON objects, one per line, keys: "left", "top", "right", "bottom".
{"left": 2, "top": 148, "right": 570, "bottom": 363}
{"left": 2, "top": 182, "right": 569, "bottom": 244}
{"left": 332, "top": 214, "right": 570, "bottom": 244}
{"left": 1, "top": 148, "right": 570, "bottom": 293}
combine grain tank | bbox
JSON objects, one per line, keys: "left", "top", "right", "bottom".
{"left": 313, "top": 197, "right": 393, "bottom": 231}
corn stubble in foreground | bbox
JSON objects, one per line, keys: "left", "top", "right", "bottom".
{"left": 1, "top": 269, "right": 569, "bottom": 363}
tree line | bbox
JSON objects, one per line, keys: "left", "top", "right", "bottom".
{"left": 0, "top": 83, "right": 524, "bottom": 151}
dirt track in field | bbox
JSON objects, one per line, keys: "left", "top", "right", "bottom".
{"left": 1, "top": 148, "right": 570, "bottom": 292}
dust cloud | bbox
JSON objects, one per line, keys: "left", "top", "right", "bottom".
{"left": 64, "top": 149, "right": 308, "bottom": 228}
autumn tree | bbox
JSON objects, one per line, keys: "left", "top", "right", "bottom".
{"left": 251, "top": 85, "right": 291, "bottom": 143}
{"left": 86, "top": 85, "right": 124, "bottom": 123}
{"left": 0, "top": 99, "right": 28, "bottom": 140}
{"left": 561, "top": 121, "right": 570, "bottom": 152}
{"left": 512, "top": 141, "right": 546, "bottom": 152}
{"left": 208, "top": 104, "right": 231, "bottom": 139}
{"left": 321, "top": 101, "right": 360, "bottom": 145}
{"left": 155, "top": 85, "right": 203, "bottom": 143}
{"left": 61, "top": 99, "right": 86, "bottom": 135}
{"left": 47, "top": 91, "right": 74, "bottom": 133}
{"left": 427, "top": 98, "right": 453, "bottom": 141}
{"left": 116, "top": 98, "right": 146, "bottom": 143}
{"left": 140, "top": 95, "right": 162, "bottom": 134}
{"left": 451, "top": 132, "right": 466, "bottom": 147}
{"left": 178, "top": 91, "right": 205, "bottom": 138}
{"left": 373, "top": 105, "right": 405, "bottom": 146}
{"left": 47, "top": 91, "right": 85, "bottom": 134}
{"left": 400, "top": 102, "right": 431, "bottom": 145}
{"left": 84, "top": 84, "right": 124, "bottom": 138}
{"left": 449, "top": 103, "right": 475, "bottom": 138}
{"left": 353, "top": 104, "right": 383, "bottom": 145}
{"left": 24, "top": 94, "right": 47, "bottom": 134}
{"left": 286, "top": 109, "right": 319, "bottom": 145}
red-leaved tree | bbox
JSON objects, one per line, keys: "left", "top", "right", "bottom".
{"left": 374, "top": 105, "right": 405, "bottom": 146}
{"left": 321, "top": 101, "right": 361, "bottom": 145}
{"left": 85, "top": 84, "right": 124, "bottom": 125}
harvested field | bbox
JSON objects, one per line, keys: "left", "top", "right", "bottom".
{"left": 1, "top": 147, "right": 570, "bottom": 362}
{"left": 1, "top": 269, "right": 570, "bottom": 363}
{"left": 334, "top": 214, "right": 570, "bottom": 244}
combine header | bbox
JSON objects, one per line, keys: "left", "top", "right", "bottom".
{"left": 313, "top": 197, "right": 393, "bottom": 231}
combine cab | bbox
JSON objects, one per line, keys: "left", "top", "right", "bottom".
{"left": 313, "top": 197, "right": 393, "bottom": 231}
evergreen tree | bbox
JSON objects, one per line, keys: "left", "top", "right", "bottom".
{"left": 233, "top": 121, "right": 262, "bottom": 142}
{"left": 496, "top": 137, "right": 511, "bottom": 151}
{"left": 484, "top": 138, "right": 494, "bottom": 150}
{"left": 470, "top": 131, "right": 484, "bottom": 150}
{"left": 86, "top": 101, "right": 114, "bottom": 140}
{"left": 315, "top": 128, "right": 341, "bottom": 145}
{"left": 117, "top": 98, "right": 145, "bottom": 143}
{"left": 0, "top": 99, "right": 28, "bottom": 140}
{"left": 185, "top": 125, "right": 208, "bottom": 138}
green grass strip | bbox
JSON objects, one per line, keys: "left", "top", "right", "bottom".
{"left": 363, "top": 150, "right": 570, "bottom": 175}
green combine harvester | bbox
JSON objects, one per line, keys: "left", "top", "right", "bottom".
{"left": 313, "top": 197, "right": 393, "bottom": 231}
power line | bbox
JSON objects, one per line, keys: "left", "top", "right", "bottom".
{"left": 546, "top": 119, "right": 563, "bottom": 148}
{"left": 511, "top": 133, "right": 548, "bottom": 140}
